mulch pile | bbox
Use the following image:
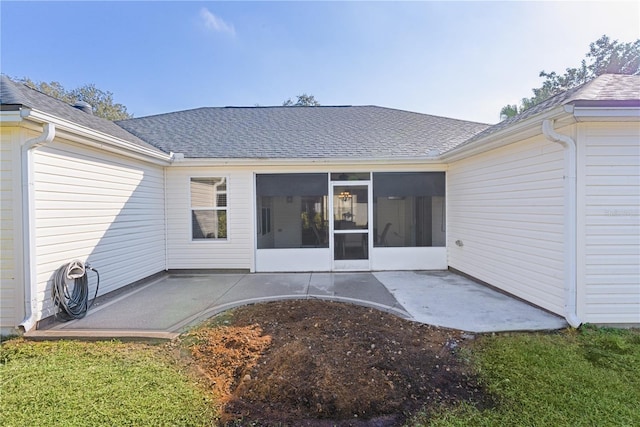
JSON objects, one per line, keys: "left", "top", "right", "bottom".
{"left": 183, "top": 299, "right": 492, "bottom": 426}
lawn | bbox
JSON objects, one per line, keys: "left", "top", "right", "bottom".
{"left": 0, "top": 339, "right": 216, "bottom": 427}
{"left": 417, "top": 325, "right": 640, "bottom": 426}
{"left": 1, "top": 317, "right": 638, "bottom": 427}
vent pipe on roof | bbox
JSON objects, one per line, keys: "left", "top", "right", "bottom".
{"left": 73, "top": 101, "right": 93, "bottom": 115}
{"left": 169, "top": 152, "right": 185, "bottom": 162}
{"left": 542, "top": 119, "right": 581, "bottom": 328}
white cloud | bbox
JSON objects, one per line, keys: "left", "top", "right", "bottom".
{"left": 200, "top": 8, "right": 235, "bottom": 36}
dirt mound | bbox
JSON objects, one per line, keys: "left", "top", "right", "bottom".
{"left": 184, "top": 299, "right": 490, "bottom": 426}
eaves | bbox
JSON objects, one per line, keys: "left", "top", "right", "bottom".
{"left": 168, "top": 156, "right": 447, "bottom": 169}
{"left": 9, "top": 107, "right": 173, "bottom": 166}
{"left": 440, "top": 105, "right": 576, "bottom": 162}
{"left": 441, "top": 101, "right": 640, "bottom": 163}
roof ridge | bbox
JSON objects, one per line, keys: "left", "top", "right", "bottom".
{"left": 1, "top": 76, "right": 168, "bottom": 157}
{"left": 117, "top": 105, "right": 365, "bottom": 123}
{"left": 452, "top": 73, "right": 640, "bottom": 151}
{"left": 122, "top": 104, "right": 489, "bottom": 127}
{"left": 0, "top": 75, "right": 77, "bottom": 108}
{"left": 568, "top": 73, "right": 640, "bottom": 102}
{"left": 565, "top": 74, "right": 612, "bottom": 103}
{"left": 0, "top": 75, "right": 23, "bottom": 104}
{"left": 223, "top": 105, "right": 354, "bottom": 109}
{"left": 116, "top": 106, "right": 212, "bottom": 123}
{"left": 332, "top": 105, "right": 491, "bottom": 125}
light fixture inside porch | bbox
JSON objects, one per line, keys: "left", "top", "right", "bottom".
{"left": 339, "top": 191, "right": 352, "bottom": 202}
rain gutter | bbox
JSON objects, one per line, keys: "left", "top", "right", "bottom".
{"left": 168, "top": 156, "right": 446, "bottom": 168}
{"left": 20, "top": 108, "right": 172, "bottom": 165}
{"left": 18, "top": 123, "right": 56, "bottom": 332}
{"left": 542, "top": 119, "right": 581, "bottom": 328}
{"left": 441, "top": 106, "right": 573, "bottom": 162}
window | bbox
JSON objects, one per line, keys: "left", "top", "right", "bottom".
{"left": 256, "top": 174, "right": 328, "bottom": 249}
{"left": 330, "top": 172, "right": 370, "bottom": 181}
{"left": 373, "top": 172, "right": 445, "bottom": 247}
{"left": 191, "top": 177, "right": 227, "bottom": 240}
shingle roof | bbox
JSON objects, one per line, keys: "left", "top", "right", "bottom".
{"left": 462, "top": 74, "right": 640, "bottom": 146}
{"left": 116, "top": 106, "right": 489, "bottom": 159}
{"left": 0, "top": 75, "right": 164, "bottom": 154}
{"left": 5, "top": 73, "right": 637, "bottom": 161}
{"left": 570, "top": 73, "right": 640, "bottom": 103}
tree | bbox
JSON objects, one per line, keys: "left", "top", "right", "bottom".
{"left": 282, "top": 93, "right": 320, "bottom": 106}
{"left": 499, "top": 104, "right": 520, "bottom": 121}
{"left": 500, "top": 35, "right": 640, "bottom": 119}
{"left": 17, "top": 77, "right": 132, "bottom": 120}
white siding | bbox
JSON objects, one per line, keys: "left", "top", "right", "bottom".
{"left": 166, "top": 167, "right": 254, "bottom": 270}
{"left": 0, "top": 127, "right": 23, "bottom": 334}
{"left": 448, "top": 133, "right": 566, "bottom": 315}
{"left": 578, "top": 122, "right": 640, "bottom": 324}
{"left": 32, "top": 139, "right": 166, "bottom": 320}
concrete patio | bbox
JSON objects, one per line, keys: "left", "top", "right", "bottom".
{"left": 29, "top": 271, "right": 567, "bottom": 340}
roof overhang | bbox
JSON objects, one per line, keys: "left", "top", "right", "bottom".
{"left": 0, "top": 107, "right": 24, "bottom": 125}
{"left": 572, "top": 100, "right": 640, "bottom": 122}
{"left": 169, "top": 156, "right": 447, "bottom": 169}
{"left": 6, "top": 95, "right": 637, "bottom": 168}
{"left": 441, "top": 105, "right": 575, "bottom": 162}
{"left": 7, "top": 107, "right": 173, "bottom": 165}
{"left": 441, "top": 102, "right": 640, "bottom": 162}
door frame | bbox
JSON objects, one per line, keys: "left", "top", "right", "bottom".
{"left": 330, "top": 180, "right": 372, "bottom": 271}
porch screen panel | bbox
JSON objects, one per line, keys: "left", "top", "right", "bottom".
{"left": 374, "top": 172, "right": 445, "bottom": 197}
{"left": 256, "top": 174, "right": 328, "bottom": 249}
{"left": 373, "top": 172, "right": 445, "bottom": 247}
{"left": 256, "top": 173, "right": 327, "bottom": 196}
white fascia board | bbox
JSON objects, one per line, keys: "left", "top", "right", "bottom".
{"left": 169, "top": 156, "right": 447, "bottom": 168}
{"left": 54, "top": 128, "right": 171, "bottom": 166}
{"left": 20, "top": 108, "right": 172, "bottom": 164}
{"left": 0, "top": 110, "right": 24, "bottom": 125}
{"left": 572, "top": 107, "right": 640, "bottom": 122}
{"left": 441, "top": 106, "right": 573, "bottom": 162}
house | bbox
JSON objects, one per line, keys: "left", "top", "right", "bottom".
{"left": 1, "top": 74, "right": 638, "bottom": 335}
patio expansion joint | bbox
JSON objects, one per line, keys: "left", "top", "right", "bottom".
{"left": 168, "top": 295, "right": 310, "bottom": 333}
{"left": 164, "top": 273, "right": 250, "bottom": 333}
{"left": 209, "top": 273, "right": 249, "bottom": 308}
{"left": 305, "top": 273, "right": 313, "bottom": 296}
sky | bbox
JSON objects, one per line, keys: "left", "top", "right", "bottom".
{"left": 1, "top": 1, "right": 638, "bottom": 124}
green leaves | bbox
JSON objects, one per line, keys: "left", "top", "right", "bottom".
{"left": 16, "top": 78, "right": 133, "bottom": 121}
{"left": 500, "top": 34, "right": 640, "bottom": 120}
{"left": 282, "top": 93, "right": 321, "bottom": 106}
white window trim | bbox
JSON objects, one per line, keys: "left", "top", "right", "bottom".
{"left": 189, "top": 176, "right": 229, "bottom": 242}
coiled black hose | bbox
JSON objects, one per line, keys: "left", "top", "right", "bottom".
{"left": 52, "top": 260, "right": 100, "bottom": 321}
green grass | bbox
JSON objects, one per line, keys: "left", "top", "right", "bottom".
{"left": 2, "top": 326, "right": 638, "bottom": 427}
{"left": 0, "top": 339, "right": 216, "bottom": 427}
{"left": 414, "top": 325, "right": 640, "bottom": 426}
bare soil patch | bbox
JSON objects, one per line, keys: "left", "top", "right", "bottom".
{"left": 182, "top": 299, "right": 491, "bottom": 426}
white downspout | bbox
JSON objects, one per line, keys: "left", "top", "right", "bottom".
{"left": 19, "top": 123, "right": 56, "bottom": 332}
{"left": 542, "top": 119, "right": 581, "bottom": 328}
